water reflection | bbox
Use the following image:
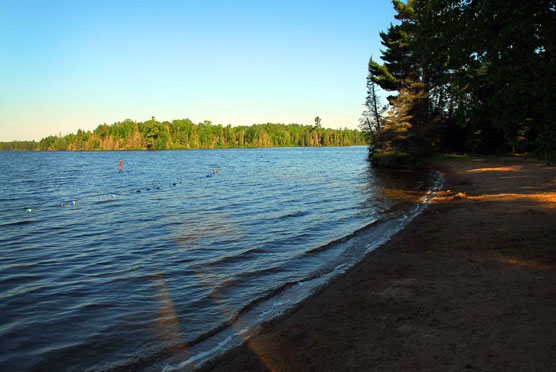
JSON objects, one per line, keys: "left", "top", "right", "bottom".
{"left": 159, "top": 164, "right": 437, "bottom": 371}
{"left": 0, "top": 148, "right": 437, "bottom": 372}
{"left": 358, "top": 166, "right": 432, "bottom": 219}
{"left": 151, "top": 273, "right": 184, "bottom": 351}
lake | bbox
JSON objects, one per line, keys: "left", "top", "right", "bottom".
{"left": 0, "top": 147, "right": 441, "bottom": 371}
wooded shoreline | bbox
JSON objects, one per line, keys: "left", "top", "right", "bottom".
{"left": 0, "top": 121, "right": 366, "bottom": 151}
{"left": 360, "top": 0, "right": 556, "bottom": 167}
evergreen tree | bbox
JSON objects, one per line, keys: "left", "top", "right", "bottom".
{"left": 314, "top": 116, "right": 322, "bottom": 129}
{"left": 365, "top": 0, "right": 556, "bottom": 165}
{"left": 359, "top": 56, "right": 386, "bottom": 152}
{"left": 1, "top": 120, "right": 367, "bottom": 151}
{"left": 366, "top": 0, "right": 433, "bottom": 166}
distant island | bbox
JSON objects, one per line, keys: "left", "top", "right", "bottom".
{"left": 0, "top": 119, "right": 366, "bottom": 151}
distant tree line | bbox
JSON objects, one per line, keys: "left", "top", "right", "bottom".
{"left": 0, "top": 119, "right": 366, "bottom": 151}
{"left": 361, "top": 0, "right": 556, "bottom": 167}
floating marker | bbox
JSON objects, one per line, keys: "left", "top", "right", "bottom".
{"left": 119, "top": 160, "right": 122, "bottom": 172}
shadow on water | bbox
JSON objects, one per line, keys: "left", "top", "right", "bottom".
{"left": 150, "top": 167, "right": 441, "bottom": 372}
{"left": 358, "top": 166, "right": 434, "bottom": 219}
{"left": 0, "top": 148, "right": 441, "bottom": 372}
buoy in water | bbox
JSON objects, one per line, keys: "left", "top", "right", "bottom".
{"left": 119, "top": 160, "right": 122, "bottom": 172}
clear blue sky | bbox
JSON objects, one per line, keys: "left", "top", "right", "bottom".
{"left": 0, "top": 0, "right": 395, "bottom": 141}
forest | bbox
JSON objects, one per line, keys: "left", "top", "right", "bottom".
{"left": 0, "top": 120, "right": 366, "bottom": 151}
{"left": 361, "top": 0, "right": 556, "bottom": 167}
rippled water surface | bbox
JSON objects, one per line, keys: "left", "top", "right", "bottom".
{"left": 0, "top": 148, "right": 436, "bottom": 371}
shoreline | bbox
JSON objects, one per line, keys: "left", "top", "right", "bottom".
{"left": 197, "top": 157, "right": 556, "bottom": 371}
{"left": 0, "top": 145, "right": 369, "bottom": 152}
{"left": 164, "top": 169, "right": 444, "bottom": 371}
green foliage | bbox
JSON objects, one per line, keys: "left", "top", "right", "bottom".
{"left": 314, "top": 116, "right": 322, "bottom": 129}
{"left": 0, "top": 141, "right": 39, "bottom": 151}
{"left": 0, "top": 119, "right": 366, "bottom": 151}
{"left": 366, "top": 0, "right": 556, "bottom": 167}
{"left": 360, "top": 57, "right": 387, "bottom": 150}
{"left": 535, "top": 123, "right": 556, "bottom": 162}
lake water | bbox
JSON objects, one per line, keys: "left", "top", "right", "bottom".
{"left": 0, "top": 147, "right": 441, "bottom": 371}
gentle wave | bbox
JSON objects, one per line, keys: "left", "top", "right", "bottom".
{"left": 162, "top": 171, "right": 444, "bottom": 372}
{"left": 0, "top": 148, "right": 437, "bottom": 372}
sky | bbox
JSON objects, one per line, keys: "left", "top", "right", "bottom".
{"left": 0, "top": 0, "right": 395, "bottom": 141}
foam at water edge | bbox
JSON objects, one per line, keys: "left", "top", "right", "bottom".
{"left": 162, "top": 170, "right": 444, "bottom": 372}
{"left": 162, "top": 334, "right": 237, "bottom": 372}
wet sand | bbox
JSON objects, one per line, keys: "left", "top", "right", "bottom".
{"left": 198, "top": 157, "right": 556, "bottom": 372}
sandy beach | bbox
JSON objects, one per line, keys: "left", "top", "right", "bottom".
{"left": 198, "top": 157, "right": 556, "bottom": 372}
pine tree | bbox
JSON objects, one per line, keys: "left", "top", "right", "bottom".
{"left": 366, "top": 0, "right": 432, "bottom": 166}
{"left": 359, "top": 56, "right": 386, "bottom": 152}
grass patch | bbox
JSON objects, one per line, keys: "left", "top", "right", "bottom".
{"left": 370, "top": 151, "right": 551, "bottom": 169}
{"left": 424, "top": 153, "right": 548, "bottom": 165}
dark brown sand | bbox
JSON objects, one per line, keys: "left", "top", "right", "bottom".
{"left": 198, "top": 158, "right": 556, "bottom": 372}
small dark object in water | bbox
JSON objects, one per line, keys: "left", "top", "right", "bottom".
{"left": 206, "top": 174, "right": 212, "bottom": 178}
{"left": 173, "top": 182, "right": 177, "bottom": 186}
{"left": 137, "top": 190, "right": 141, "bottom": 193}
{"left": 146, "top": 188, "right": 151, "bottom": 191}
{"left": 156, "top": 187, "right": 160, "bottom": 190}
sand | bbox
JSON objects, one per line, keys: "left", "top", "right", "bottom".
{"left": 198, "top": 157, "right": 556, "bottom": 372}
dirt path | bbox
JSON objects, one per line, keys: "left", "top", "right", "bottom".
{"left": 198, "top": 158, "right": 556, "bottom": 372}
